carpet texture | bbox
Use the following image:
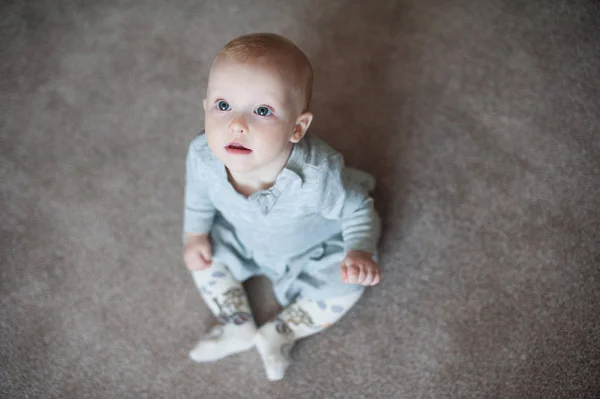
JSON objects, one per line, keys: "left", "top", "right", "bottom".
{"left": 1, "top": 0, "right": 599, "bottom": 398}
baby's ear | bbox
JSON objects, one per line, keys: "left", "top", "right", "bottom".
{"left": 290, "top": 112, "right": 313, "bottom": 143}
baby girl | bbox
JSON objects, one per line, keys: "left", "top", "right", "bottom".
{"left": 183, "top": 33, "right": 381, "bottom": 381}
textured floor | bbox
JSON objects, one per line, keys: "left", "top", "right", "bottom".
{"left": 1, "top": 0, "right": 599, "bottom": 398}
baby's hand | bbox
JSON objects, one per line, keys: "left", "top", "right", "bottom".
{"left": 340, "top": 250, "right": 381, "bottom": 286}
{"left": 184, "top": 233, "right": 213, "bottom": 270}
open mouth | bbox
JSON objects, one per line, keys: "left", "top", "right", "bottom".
{"left": 225, "top": 142, "right": 252, "bottom": 155}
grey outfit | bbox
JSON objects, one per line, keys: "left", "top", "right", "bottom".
{"left": 184, "top": 132, "right": 380, "bottom": 306}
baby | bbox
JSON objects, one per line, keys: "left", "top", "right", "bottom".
{"left": 183, "top": 33, "right": 382, "bottom": 381}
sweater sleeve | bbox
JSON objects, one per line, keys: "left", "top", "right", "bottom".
{"left": 183, "top": 138, "right": 216, "bottom": 236}
{"left": 318, "top": 153, "right": 380, "bottom": 254}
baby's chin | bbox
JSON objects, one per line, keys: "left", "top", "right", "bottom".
{"left": 224, "top": 163, "right": 256, "bottom": 174}
{"left": 217, "top": 154, "right": 258, "bottom": 174}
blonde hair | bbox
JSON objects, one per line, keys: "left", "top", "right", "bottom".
{"left": 214, "top": 33, "right": 313, "bottom": 111}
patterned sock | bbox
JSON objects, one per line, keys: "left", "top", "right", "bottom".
{"left": 253, "top": 322, "right": 295, "bottom": 381}
{"left": 254, "top": 289, "right": 364, "bottom": 381}
{"left": 189, "top": 263, "right": 257, "bottom": 362}
{"left": 189, "top": 322, "right": 257, "bottom": 363}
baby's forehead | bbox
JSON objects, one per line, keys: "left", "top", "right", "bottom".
{"left": 209, "top": 59, "right": 301, "bottom": 100}
{"left": 210, "top": 60, "right": 285, "bottom": 88}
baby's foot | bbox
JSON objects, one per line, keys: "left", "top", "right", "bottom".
{"left": 253, "top": 326, "right": 295, "bottom": 381}
{"left": 189, "top": 323, "right": 256, "bottom": 363}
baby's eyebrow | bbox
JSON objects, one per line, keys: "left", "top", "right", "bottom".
{"left": 257, "top": 93, "right": 285, "bottom": 105}
{"left": 261, "top": 91, "right": 283, "bottom": 99}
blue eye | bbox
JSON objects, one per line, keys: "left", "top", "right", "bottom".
{"left": 216, "top": 100, "right": 230, "bottom": 111}
{"left": 254, "top": 106, "right": 273, "bottom": 117}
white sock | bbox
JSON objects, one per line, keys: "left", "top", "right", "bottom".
{"left": 189, "top": 322, "right": 257, "bottom": 363}
{"left": 253, "top": 323, "right": 295, "bottom": 381}
{"left": 253, "top": 289, "right": 365, "bottom": 381}
{"left": 189, "top": 263, "right": 257, "bottom": 363}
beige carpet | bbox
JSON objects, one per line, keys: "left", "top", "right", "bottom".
{"left": 1, "top": 0, "right": 599, "bottom": 398}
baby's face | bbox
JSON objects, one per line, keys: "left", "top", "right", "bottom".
{"left": 204, "top": 59, "right": 302, "bottom": 175}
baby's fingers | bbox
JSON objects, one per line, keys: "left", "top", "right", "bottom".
{"left": 199, "top": 246, "right": 212, "bottom": 265}
{"left": 185, "top": 250, "right": 209, "bottom": 270}
{"left": 356, "top": 264, "right": 367, "bottom": 285}
{"left": 370, "top": 269, "right": 381, "bottom": 286}
{"left": 362, "top": 267, "right": 375, "bottom": 286}
{"left": 340, "top": 264, "right": 348, "bottom": 283}
{"left": 347, "top": 264, "right": 359, "bottom": 284}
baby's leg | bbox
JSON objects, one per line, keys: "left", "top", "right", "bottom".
{"left": 253, "top": 289, "right": 364, "bottom": 381}
{"left": 189, "top": 263, "right": 257, "bottom": 362}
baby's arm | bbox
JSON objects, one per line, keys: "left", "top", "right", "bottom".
{"left": 183, "top": 138, "right": 216, "bottom": 270}
{"left": 318, "top": 154, "right": 381, "bottom": 286}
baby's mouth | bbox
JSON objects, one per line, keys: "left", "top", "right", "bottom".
{"left": 225, "top": 141, "right": 252, "bottom": 155}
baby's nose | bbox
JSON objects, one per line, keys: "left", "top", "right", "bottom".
{"left": 229, "top": 114, "right": 248, "bottom": 134}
